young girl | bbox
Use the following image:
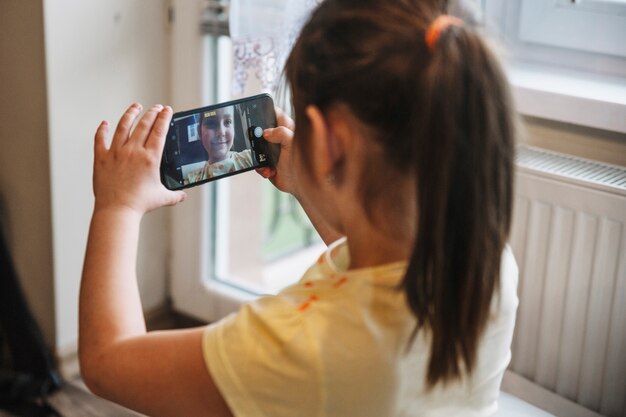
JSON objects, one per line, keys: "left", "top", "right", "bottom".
{"left": 185, "top": 106, "right": 254, "bottom": 183}
{"left": 79, "top": 1, "right": 517, "bottom": 416}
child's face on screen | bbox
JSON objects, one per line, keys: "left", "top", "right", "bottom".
{"left": 201, "top": 106, "right": 235, "bottom": 163}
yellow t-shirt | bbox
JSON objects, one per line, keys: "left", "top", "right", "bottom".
{"left": 202, "top": 238, "right": 519, "bottom": 417}
{"left": 185, "top": 149, "right": 254, "bottom": 184}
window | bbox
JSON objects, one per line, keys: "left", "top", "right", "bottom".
{"left": 482, "top": 0, "right": 626, "bottom": 133}
{"left": 169, "top": 0, "right": 323, "bottom": 323}
{"left": 518, "top": 0, "right": 626, "bottom": 58}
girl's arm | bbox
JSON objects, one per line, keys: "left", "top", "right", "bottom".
{"left": 257, "top": 108, "right": 343, "bottom": 245}
{"left": 79, "top": 104, "right": 232, "bottom": 417}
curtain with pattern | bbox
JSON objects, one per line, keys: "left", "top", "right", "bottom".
{"left": 229, "top": 0, "right": 322, "bottom": 97}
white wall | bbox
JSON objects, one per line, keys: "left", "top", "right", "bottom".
{"left": 0, "top": 0, "right": 173, "bottom": 356}
{"left": 1, "top": 0, "right": 191, "bottom": 360}
{"left": 42, "top": 0, "right": 173, "bottom": 354}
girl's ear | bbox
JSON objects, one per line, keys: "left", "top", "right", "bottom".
{"left": 305, "top": 105, "right": 345, "bottom": 184}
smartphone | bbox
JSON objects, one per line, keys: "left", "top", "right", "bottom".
{"left": 160, "top": 93, "right": 279, "bottom": 190}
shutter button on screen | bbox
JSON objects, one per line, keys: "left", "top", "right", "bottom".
{"left": 252, "top": 126, "right": 263, "bottom": 139}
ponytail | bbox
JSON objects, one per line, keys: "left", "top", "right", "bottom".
{"left": 404, "top": 17, "right": 515, "bottom": 386}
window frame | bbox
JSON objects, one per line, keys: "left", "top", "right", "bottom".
{"left": 483, "top": 0, "right": 626, "bottom": 134}
{"left": 517, "top": 0, "right": 626, "bottom": 58}
{"left": 168, "top": 0, "right": 256, "bottom": 322}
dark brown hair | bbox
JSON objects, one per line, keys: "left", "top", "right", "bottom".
{"left": 285, "top": 0, "right": 515, "bottom": 388}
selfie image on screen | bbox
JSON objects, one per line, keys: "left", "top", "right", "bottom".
{"left": 160, "top": 95, "right": 276, "bottom": 189}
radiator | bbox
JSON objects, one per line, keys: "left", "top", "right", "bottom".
{"left": 508, "top": 146, "right": 626, "bottom": 417}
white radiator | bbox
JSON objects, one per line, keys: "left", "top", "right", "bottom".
{"left": 508, "top": 146, "right": 626, "bottom": 417}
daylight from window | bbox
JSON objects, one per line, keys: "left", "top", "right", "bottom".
{"left": 207, "top": 36, "right": 324, "bottom": 295}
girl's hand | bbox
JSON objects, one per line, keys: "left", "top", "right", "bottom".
{"left": 93, "top": 104, "right": 186, "bottom": 215}
{"left": 256, "top": 107, "right": 299, "bottom": 197}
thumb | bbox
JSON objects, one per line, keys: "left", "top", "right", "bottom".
{"left": 263, "top": 126, "right": 293, "bottom": 145}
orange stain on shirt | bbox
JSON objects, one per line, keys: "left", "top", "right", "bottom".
{"left": 297, "top": 295, "right": 319, "bottom": 312}
{"left": 304, "top": 282, "right": 314, "bottom": 287}
{"left": 333, "top": 276, "right": 349, "bottom": 288}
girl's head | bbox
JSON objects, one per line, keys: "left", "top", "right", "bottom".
{"left": 200, "top": 106, "right": 235, "bottom": 163}
{"left": 286, "top": 0, "right": 515, "bottom": 388}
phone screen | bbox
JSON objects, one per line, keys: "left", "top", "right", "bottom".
{"left": 160, "top": 94, "right": 278, "bottom": 190}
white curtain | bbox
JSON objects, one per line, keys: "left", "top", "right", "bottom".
{"left": 229, "top": 0, "right": 321, "bottom": 97}
{"left": 227, "top": 0, "right": 481, "bottom": 97}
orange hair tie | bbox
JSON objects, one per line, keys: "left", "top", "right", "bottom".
{"left": 425, "top": 15, "right": 463, "bottom": 50}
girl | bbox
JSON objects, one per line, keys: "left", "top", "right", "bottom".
{"left": 185, "top": 106, "right": 255, "bottom": 183}
{"left": 79, "top": 1, "right": 518, "bottom": 416}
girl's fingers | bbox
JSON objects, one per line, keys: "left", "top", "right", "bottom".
{"left": 130, "top": 105, "right": 163, "bottom": 146}
{"left": 275, "top": 106, "right": 295, "bottom": 130}
{"left": 145, "top": 106, "right": 173, "bottom": 153}
{"left": 256, "top": 167, "right": 275, "bottom": 179}
{"left": 94, "top": 120, "right": 109, "bottom": 157}
{"left": 263, "top": 126, "right": 294, "bottom": 145}
{"left": 111, "top": 103, "right": 143, "bottom": 149}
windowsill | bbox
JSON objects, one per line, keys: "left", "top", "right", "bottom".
{"left": 506, "top": 61, "right": 626, "bottom": 134}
